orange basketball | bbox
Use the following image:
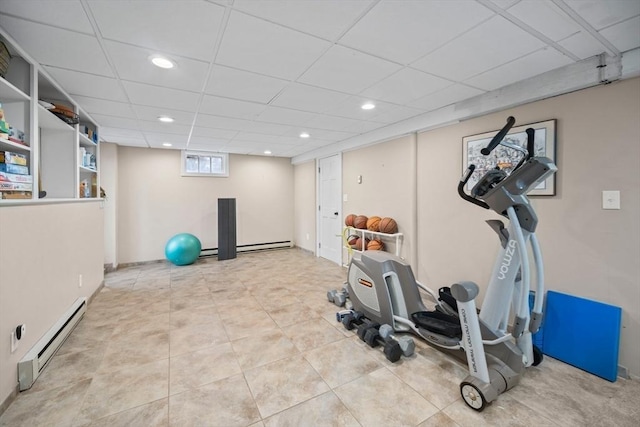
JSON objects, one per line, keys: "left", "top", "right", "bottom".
{"left": 379, "top": 217, "right": 398, "bottom": 234}
{"left": 345, "top": 214, "right": 356, "bottom": 227}
{"left": 347, "top": 235, "right": 359, "bottom": 248}
{"left": 367, "top": 239, "right": 384, "bottom": 251}
{"left": 366, "top": 216, "right": 381, "bottom": 232}
{"left": 354, "top": 215, "right": 368, "bottom": 230}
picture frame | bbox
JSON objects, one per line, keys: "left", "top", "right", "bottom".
{"left": 462, "top": 119, "right": 556, "bottom": 196}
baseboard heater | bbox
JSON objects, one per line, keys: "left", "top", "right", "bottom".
{"left": 200, "top": 240, "right": 292, "bottom": 257}
{"left": 18, "top": 297, "right": 87, "bottom": 391}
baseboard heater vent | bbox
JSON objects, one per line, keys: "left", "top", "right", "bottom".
{"left": 201, "top": 240, "right": 292, "bottom": 257}
{"left": 18, "top": 297, "right": 87, "bottom": 391}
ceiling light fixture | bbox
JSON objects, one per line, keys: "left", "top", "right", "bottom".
{"left": 158, "top": 116, "right": 174, "bottom": 123}
{"left": 150, "top": 55, "right": 175, "bottom": 69}
{"left": 162, "top": 143, "right": 172, "bottom": 147}
{"left": 264, "top": 150, "right": 272, "bottom": 155}
{"left": 361, "top": 103, "right": 376, "bottom": 110}
{"left": 299, "top": 132, "right": 310, "bottom": 138}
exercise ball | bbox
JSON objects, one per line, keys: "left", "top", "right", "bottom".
{"left": 165, "top": 233, "right": 202, "bottom": 266}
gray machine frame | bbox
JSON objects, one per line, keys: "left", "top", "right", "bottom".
{"left": 345, "top": 117, "right": 557, "bottom": 411}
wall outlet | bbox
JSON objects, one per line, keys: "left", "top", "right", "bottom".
{"left": 10, "top": 331, "right": 17, "bottom": 353}
{"left": 78, "top": 274, "right": 83, "bottom": 288}
{"left": 602, "top": 190, "right": 620, "bottom": 209}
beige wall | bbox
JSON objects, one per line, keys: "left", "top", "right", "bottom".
{"left": 416, "top": 78, "right": 640, "bottom": 376}
{"left": 293, "top": 160, "right": 316, "bottom": 253}
{"left": 342, "top": 134, "right": 417, "bottom": 266}
{"left": 100, "top": 142, "right": 118, "bottom": 268}
{"left": 0, "top": 201, "right": 104, "bottom": 406}
{"left": 116, "top": 148, "right": 294, "bottom": 264}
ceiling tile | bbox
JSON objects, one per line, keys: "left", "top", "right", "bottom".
{"left": 464, "top": 48, "right": 574, "bottom": 91}
{"left": 137, "top": 121, "right": 192, "bottom": 136}
{"left": 199, "top": 95, "right": 267, "bottom": 120}
{"left": 194, "top": 114, "right": 254, "bottom": 131}
{"left": 341, "top": 120, "right": 386, "bottom": 134}
{"left": 149, "top": 140, "right": 187, "bottom": 150}
{"left": 557, "top": 31, "right": 607, "bottom": 59}
{"left": 88, "top": 0, "right": 225, "bottom": 61}
{"left": 369, "top": 104, "right": 424, "bottom": 124}
{"left": 215, "top": 10, "right": 331, "bottom": 80}
{"left": 245, "top": 121, "right": 292, "bottom": 135}
{"left": 72, "top": 95, "right": 135, "bottom": 118}
{"left": 143, "top": 132, "right": 188, "bottom": 145}
{"left": 89, "top": 114, "right": 140, "bottom": 130}
{"left": 191, "top": 126, "right": 238, "bottom": 140}
{"left": 564, "top": 0, "right": 640, "bottom": 31}
{"left": 412, "top": 15, "right": 545, "bottom": 81}
{"left": 281, "top": 127, "right": 355, "bottom": 142}
{"left": 507, "top": 0, "right": 582, "bottom": 41}
{"left": 205, "top": 65, "right": 289, "bottom": 103}
{"left": 361, "top": 68, "right": 452, "bottom": 105}
{"left": 298, "top": 45, "right": 401, "bottom": 94}
{"left": 488, "top": 0, "right": 520, "bottom": 9}
{"left": 599, "top": 16, "right": 640, "bottom": 52}
{"left": 43, "top": 66, "right": 128, "bottom": 102}
{"left": 303, "top": 114, "right": 365, "bottom": 131}
{"left": 121, "top": 81, "right": 201, "bottom": 111}
{"left": 104, "top": 40, "right": 209, "bottom": 92}
{"left": 255, "top": 106, "right": 317, "bottom": 126}
{"left": 271, "top": 83, "right": 349, "bottom": 113}
{"left": 232, "top": 0, "right": 373, "bottom": 40}
{"left": 0, "top": 0, "right": 94, "bottom": 33}
{"left": 327, "top": 96, "right": 392, "bottom": 121}
{"left": 0, "top": 16, "right": 113, "bottom": 76}
{"left": 409, "top": 84, "right": 485, "bottom": 111}
{"left": 100, "top": 126, "right": 147, "bottom": 146}
{"left": 339, "top": 0, "right": 494, "bottom": 64}
{"left": 130, "top": 105, "right": 195, "bottom": 125}
{"left": 233, "top": 132, "right": 300, "bottom": 145}
{"left": 187, "top": 140, "right": 228, "bottom": 152}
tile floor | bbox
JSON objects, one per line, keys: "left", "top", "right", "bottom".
{"left": 0, "top": 248, "right": 637, "bottom": 426}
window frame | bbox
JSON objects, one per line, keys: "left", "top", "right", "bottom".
{"left": 181, "top": 150, "right": 229, "bottom": 177}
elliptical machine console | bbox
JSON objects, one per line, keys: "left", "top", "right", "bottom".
{"left": 340, "top": 116, "right": 557, "bottom": 411}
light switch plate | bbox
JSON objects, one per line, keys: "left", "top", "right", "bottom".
{"left": 602, "top": 190, "right": 620, "bottom": 210}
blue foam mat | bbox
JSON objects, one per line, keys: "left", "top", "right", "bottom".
{"left": 542, "top": 291, "right": 621, "bottom": 382}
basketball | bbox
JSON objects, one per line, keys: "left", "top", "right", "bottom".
{"left": 347, "top": 235, "right": 359, "bottom": 248}
{"left": 345, "top": 214, "right": 356, "bottom": 227}
{"left": 367, "top": 239, "right": 384, "bottom": 251}
{"left": 379, "top": 217, "right": 398, "bottom": 234}
{"left": 366, "top": 216, "right": 381, "bottom": 231}
{"left": 356, "top": 237, "right": 370, "bottom": 251}
{"left": 354, "top": 215, "right": 368, "bottom": 229}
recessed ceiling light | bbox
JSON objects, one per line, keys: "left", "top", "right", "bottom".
{"left": 299, "top": 132, "right": 310, "bottom": 138}
{"left": 361, "top": 103, "right": 376, "bottom": 110}
{"left": 264, "top": 150, "right": 272, "bottom": 155}
{"left": 158, "top": 116, "right": 174, "bottom": 123}
{"left": 150, "top": 55, "right": 175, "bottom": 69}
{"left": 162, "top": 143, "right": 172, "bottom": 147}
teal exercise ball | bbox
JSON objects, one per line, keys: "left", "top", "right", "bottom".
{"left": 165, "top": 233, "right": 202, "bottom": 266}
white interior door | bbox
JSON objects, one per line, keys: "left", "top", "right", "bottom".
{"left": 318, "top": 154, "right": 342, "bottom": 265}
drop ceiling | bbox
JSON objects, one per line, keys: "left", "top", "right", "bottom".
{"left": 0, "top": 0, "right": 638, "bottom": 159}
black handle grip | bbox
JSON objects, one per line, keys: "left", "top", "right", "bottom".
{"left": 458, "top": 165, "right": 490, "bottom": 210}
{"left": 526, "top": 128, "right": 535, "bottom": 160}
{"left": 481, "top": 116, "right": 516, "bottom": 155}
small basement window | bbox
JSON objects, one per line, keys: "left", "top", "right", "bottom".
{"left": 181, "top": 151, "right": 229, "bottom": 177}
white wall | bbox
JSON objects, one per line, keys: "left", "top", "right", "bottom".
{"left": 293, "top": 160, "right": 316, "bottom": 253}
{"left": 100, "top": 142, "right": 118, "bottom": 268}
{"left": 0, "top": 201, "right": 104, "bottom": 407}
{"left": 116, "top": 148, "right": 294, "bottom": 264}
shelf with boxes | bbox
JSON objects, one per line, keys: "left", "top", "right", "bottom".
{"left": 0, "top": 30, "right": 101, "bottom": 202}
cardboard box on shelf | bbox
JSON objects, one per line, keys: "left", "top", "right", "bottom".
{"left": 0, "top": 171, "right": 32, "bottom": 183}
{"left": 0, "top": 181, "right": 32, "bottom": 191}
{"left": 1, "top": 192, "right": 32, "bottom": 199}
{"left": 0, "top": 163, "right": 29, "bottom": 175}
{"left": 0, "top": 150, "right": 28, "bottom": 165}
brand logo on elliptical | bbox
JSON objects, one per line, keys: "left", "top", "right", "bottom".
{"left": 497, "top": 240, "right": 517, "bottom": 280}
{"left": 358, "top": 278, "right": 373, "bottom": 288}
{"left": 460, "top": 308, "right": 477, "bottom": 373}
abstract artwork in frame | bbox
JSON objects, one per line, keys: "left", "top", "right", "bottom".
{"left": 462, "top": 119, "right": 556, "bottom": 196}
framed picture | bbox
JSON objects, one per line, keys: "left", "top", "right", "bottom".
{"left": 462, "top": 119, "right": 556, "bottom": 196}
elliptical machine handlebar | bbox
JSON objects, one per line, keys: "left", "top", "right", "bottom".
{"left": 481, "top": 116, "right": 515, "bottom": 155}
{"left": 458, "top": 165, "right": 490, "bottom": 210}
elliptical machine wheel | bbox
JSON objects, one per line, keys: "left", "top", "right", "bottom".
{"left": 460, "top": 382, "right": 487, "bottom": 412}
{"left": 532, "top": 344, "right": 544, "bottom": 366}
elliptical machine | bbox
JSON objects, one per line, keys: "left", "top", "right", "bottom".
{"left": 342, "top": 117, "right": 557, "bottom": 411}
